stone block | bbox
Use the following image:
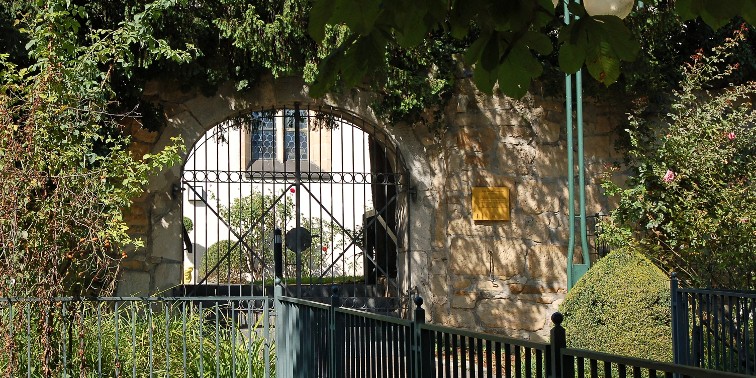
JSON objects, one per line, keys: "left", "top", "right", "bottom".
{"left": 533, "top": 145, "right": 568, "bottom": 178}
{"left": 501, "top": 214, "right": 549, "bottom": 243}
{"left": 516, "top": 179, "right": 561, "bottom": 214}
{"left": 126, "top": 224, "right": 149, "bottom": 236}
{"left": 119, "top": 259, "right": 147, "bottom": 272}
{"left": 153, "top": 263, "right": 182, "bottom": 295}
{"left": 130, "top": 122, "right": 160, "bottom": 144}
{"left": 452, "top": 277, "right": 471, "bottom": 290}
{"left": 490, "top": 239, "right": 528, "bottom": 280}
{"left": 470, "top": 171, "right": 516, "bottom": 192}
{"left": 150, "top": 209, "right": 183, "bottom": 261}
{"left": 583, "top": 135, "right": 616, "bottom": 160}
{"left": 494, "top": 144, "right": 535, "bottom": 176}
{"left": 476, "top": 298, "right": 551, "bottom": 331}
{"left": 451, "top": 292, "right": 477, "bottom": 309}
{"left": 499, "top": 126, "right": 534, "bottom": 139}
{"left": 431, "top": 207, "right": 446, "bottom": 248}
{"left": 429, "top": 274, "right": 447, "bottom": 296}
{"left": 526, "top": 245, "right": 568, "bottom": 290}
{"left": 448, "top": 237, "right": 490, "bottom": 275}
{"left": 445, "top": 308, "right": 479, "bottom": 328}
{"left": 117, "top": 270, "right": 151, "bottom": 296}
{"left": 124, "top": 202, "right": 149, "bottom": 227}
{"left": 532, "top": 118, "right": 561, "bottom": 143}
{"left": 128, "top": 142, "right": 151, "bottom": 160}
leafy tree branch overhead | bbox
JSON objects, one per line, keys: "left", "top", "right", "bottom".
{"left": 308, "top": 0, "right": 756, "bottom": 98}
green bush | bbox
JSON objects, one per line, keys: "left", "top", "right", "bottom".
{"left": 559, "top": 247, "right": 672, "bottom": 362}
{"left": 0, "top": 300, "right": 273, "bottom": 377}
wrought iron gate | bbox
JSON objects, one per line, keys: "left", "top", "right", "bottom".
{"left": 180, "top": 104, "right": 409, "bottom": 313}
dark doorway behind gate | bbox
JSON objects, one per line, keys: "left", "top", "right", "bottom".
{"left": 179, "top": 105, "right": 409, "bottom": 314}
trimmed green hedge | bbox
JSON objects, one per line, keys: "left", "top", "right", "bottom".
{"left": 559, "top": 247, "right": 672, "bottom": 362}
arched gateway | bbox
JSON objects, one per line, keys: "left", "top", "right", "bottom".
{"left": 118, "top": 78, "right": 415, "bottom": 315}
{"left": 119, "top": 76, "right": 624, "bottom": 338}
{"left": 179, "top": 104, "right": 410, "bottom": 312}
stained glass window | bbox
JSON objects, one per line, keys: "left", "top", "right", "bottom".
{"left": 251, "top": 112, "right": 275, "bottom": 160}
{"left": 284, "top": 110, "right": 308, "bottom": 161}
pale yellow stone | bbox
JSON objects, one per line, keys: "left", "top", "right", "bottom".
{"left": 452, "top": 278, "right": 472, "bottom": 290}
{"left": 533, "top": 145, "right": 568, "bottom": 178}
{"left": 516, "top": 179, "right": 561, "bottom": 214}
{"left": 476, "top": 298, "right": 551, "bottom": 331}
{"left": 526, "top": 245, "right": 568, "bottom": 290}
{"left": 450, "top": 293, "right": 477, "bottom": 309}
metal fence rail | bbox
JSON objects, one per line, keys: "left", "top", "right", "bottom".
{"left": 339, "top": 306, "right": 413, "bottom": 378}
{"left": 0, "top": 296, "right": 273, "bottom": 378}
{"left": 671, "top": 275, "right": 756, "bottom": 375}
{"left": 561, "top": 348, "right": 749, "bottom": 378}
{"left": 420, "top": 322, "right": 549, "bottom": 378}
{"left": 277, "top": 289, "right": 755, "bottom": 378}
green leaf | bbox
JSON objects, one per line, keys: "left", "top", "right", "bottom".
{"left": 567, "top": 2, "right": 587, "bottom": 18}
{"left": 521, "top": 31, "right": 552, "bottom": 55}
{"left": 472, "top": 64, "right": 497, "bottom": 95}
{"left": 558, "top": 24, "right": 587, "bottom": 74}
{"left": 394, "top": 6, "right": 430, "bottom": 48}
{"left": 744, "top": 1, "right": 756, "bottom": 25}
{"left": 308, "top": 0, "right": 336, "bottom": 42}
{"left": 480, "top": 33, "right": 500, "bottom": 71}
{"left": 585, "top": 40, "right": 620, "bottom": 86}
{"left": 497, "top": 58, "right": 530, "bottom": 98}
{"left": 594, "top": 16, "right": 640, "bottom": 62}
{"left": 335, "top": 0, "right": 381, "bottom": 35}
{"left": 464, "top": 33, "right": 491, "bottom": 66}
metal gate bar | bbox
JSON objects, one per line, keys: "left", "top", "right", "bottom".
{"left": 181, "top": 105, "right": 410, "bottom": 313}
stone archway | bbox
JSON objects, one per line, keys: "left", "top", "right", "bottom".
{"left": 117, "top": 73, "right": 628, "bottom": 339}
{"left": 117, "top": 76, "right": 428, "bottom": 298}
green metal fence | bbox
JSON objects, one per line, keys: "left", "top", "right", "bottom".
{"left": 0, "top": 296, "right": 273, "bottom": 378}
{"left": 672, "top": 275, "right": 756, "bottom": 375}
{"left": 276, "top": 289, "right": 753, "bottom": 378}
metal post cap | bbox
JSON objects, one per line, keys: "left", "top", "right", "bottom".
{"left": 551, "top": 312, "right": 564, "bottom": 325}
{"left": 414, "top": 296, "right": 424, "bottom": 308}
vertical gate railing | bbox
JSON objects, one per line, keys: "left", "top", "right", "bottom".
{"left": 671, "top": 274, "right": 756, "bottom": 375}
{"left": 181, "top": 104, "right": 410, "bottom": 312}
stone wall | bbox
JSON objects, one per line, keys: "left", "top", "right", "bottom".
{"left": 407, "top": 83, "right": 627, "bottom": 340}
{"left": 118, "top": 75, "right": 627, "bottom": 340}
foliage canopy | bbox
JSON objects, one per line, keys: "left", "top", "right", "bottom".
{"left": 601, "top": 28, "right": 756, "bottom": 289}
{"left": 0, "top": 0, "right": 186, "bottom": 297}
{"left": 308, "top": 0, "right": 756, "bottom": 98}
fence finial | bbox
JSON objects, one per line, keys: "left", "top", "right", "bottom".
{"left": 551, "top": 311, "right": 564, "bottom": 326}
{"left": 414, "top": 296, "right": 424, "bottom": 309}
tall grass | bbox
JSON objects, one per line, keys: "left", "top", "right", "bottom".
{"left": 0, "top": 298, "right": 274, "bottom": 378}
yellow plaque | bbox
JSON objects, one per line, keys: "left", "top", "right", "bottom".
{"left": 472, "top": 187, "right": 510, "bottom": 221}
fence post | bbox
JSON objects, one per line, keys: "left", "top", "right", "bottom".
{"left": 671, "top": 272, "right": 688, "bottom": 366}
{"left": 274, "top": 229, "right": 285, "bottom": 378}
{"left": 330, "top": 286, "right": 344, "bottom": 378}
{"left": 550, "top": 312, "right": 572, "bottom": 378}
{"left": 413, "top": 296, "right": 431, "bottom": 378}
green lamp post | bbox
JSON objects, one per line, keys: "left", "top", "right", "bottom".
{"left": 564, "top": 0, "right": 635, "bottom": 290}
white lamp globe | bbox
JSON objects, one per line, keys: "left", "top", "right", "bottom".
{"left": 583, "top": 0, "right": 634, "bottom": 19}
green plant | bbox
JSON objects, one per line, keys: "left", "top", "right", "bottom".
{"left": 200, "top": 190, "right": 347, "bottom": 283}
{"left": 1, "top": 300, "right": 273, "bottom": 377}
{"left": 601, "top": 27, "right": 756, "bottom": 289}
{"left": 183, "top": 216, "right": 194, "bottom": 233}
{"left": 560, "top": 247, "right": 672, "bottom": 362}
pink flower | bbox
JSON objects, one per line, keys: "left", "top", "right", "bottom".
{"left": 727, "top": 132, "right": 736, "bottom": 140}
{"left": 663, "top": 169, "right": 676, "bottom": 183}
